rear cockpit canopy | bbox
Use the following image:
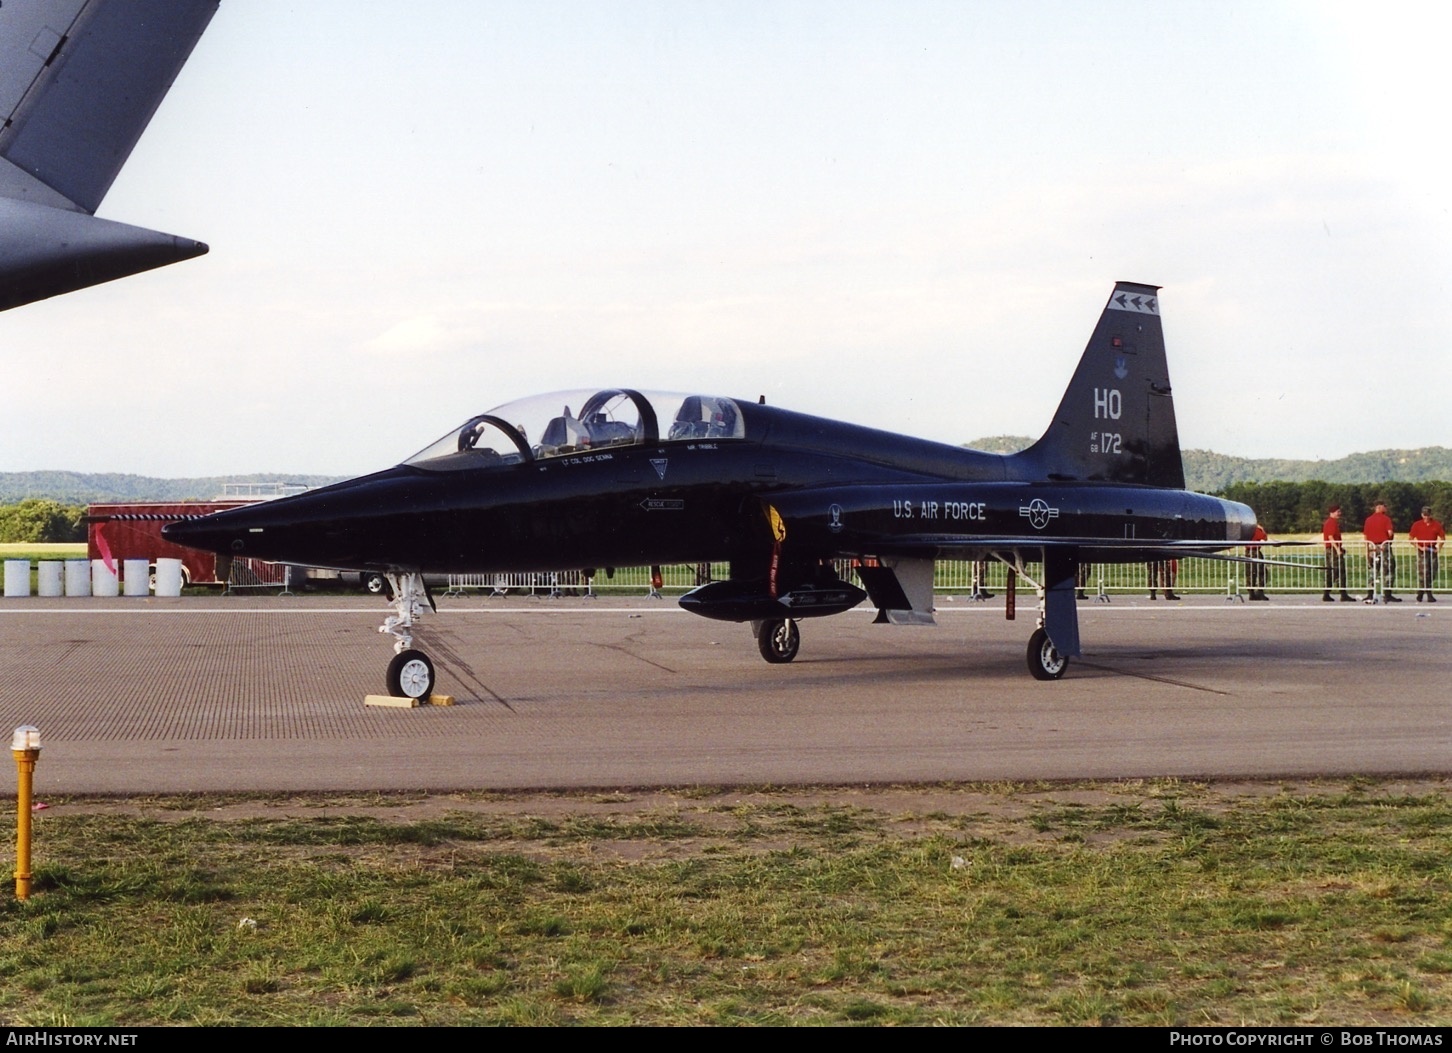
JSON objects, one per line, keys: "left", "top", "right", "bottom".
{"left": 405, "top": 389, "right": 746, "bottom": 471}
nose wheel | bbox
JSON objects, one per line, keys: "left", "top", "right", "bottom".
{"left": 379, "top": 572, "right": 438, "bottom": 698}
{"left": 386, "top": 649, "right": 436, "bottom": 700}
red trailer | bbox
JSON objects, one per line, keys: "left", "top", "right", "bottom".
{"left": 87, "top": 501, "right": 256, "bottom": 587}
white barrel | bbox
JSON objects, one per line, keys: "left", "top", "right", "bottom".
{"left": 65, "top": 559, "right": 91, "bottom": 596}
{"left": 92, "top": 559, "right": 119, "bottom": 597}
{"left": 3, "top": 560, "right": 30, "bottom": 597}
{"left": 37, "top": 561, "right": 63, "bottom": 597}
{"left": 154, "top": 557, "right": 184, "bottom": 597}
{"left": 123, "top": 558, "right": 150, "bottom": 597}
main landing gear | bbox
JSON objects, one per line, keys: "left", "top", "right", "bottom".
{"left": 991, "top": 551, "right": 1074, "bottom": 681}
{"left": 379, "top": 572, "right": 437, "bottom": 699}
{"left": 754, "top": 618, "right": 800, "bottom": 663}
{"left": 1026, "top": 627, "right": 1067, "bottom": 681}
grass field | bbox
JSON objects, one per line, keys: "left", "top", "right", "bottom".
{"left": 1, "top": 779, "right": 1449, "bottom": 1026}
{"left": 0, "top": 543, "right": 87, "bottom": 562}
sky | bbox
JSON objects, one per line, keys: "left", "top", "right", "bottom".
{"left": 3, "top": 0, "right": 1450, "bottom": 478}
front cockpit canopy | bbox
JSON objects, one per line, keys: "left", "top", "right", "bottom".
{"left": 405, "top": 389, "right": 745, "bottom": 471}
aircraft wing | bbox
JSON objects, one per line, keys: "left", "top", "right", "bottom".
{"left": 863, "top": 535, "right": 1313, "bottom": 571}
{"left": 863, "top": 534, "right": 1244, "bottom": 555}
{"left": 0, "top": 0, "right": 217, "bottom": 310}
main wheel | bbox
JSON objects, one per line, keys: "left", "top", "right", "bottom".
{"left": 363, "top": 573, "right": 390, "bottom": 596}
{"left": 1027, "top": 628, "right": 1068, "bottom": 680}
{"left": 386, "top": 649, "right": 436, "bottom": 699}
{"left": 756, "top": 618, "right": 800, "bottom": 664}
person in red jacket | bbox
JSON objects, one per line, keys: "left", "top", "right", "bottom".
{"left": 1247, "top": 522, "right": 1269, "bottom": 601}
{"left": 1363, "top": 501, "right": 1399, "bottom": 602}
{"left": 1322, "top": 506, "right": 1352, "bottom": 602}
{"left": 1409, "top": 505, "right": 1445, "bottom": 602}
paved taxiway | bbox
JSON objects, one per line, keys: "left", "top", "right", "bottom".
{"left": 0, "top": 594, "right": 1446, "bottom": 793}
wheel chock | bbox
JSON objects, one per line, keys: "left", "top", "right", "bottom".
{"left": 363, "top": 693, "right": 455, "bottom": 708}
{"left": 364, "top": 694, "right": 419, "bottom": 708}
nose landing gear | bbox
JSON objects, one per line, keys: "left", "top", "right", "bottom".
{"left": 380, "top": 572, "right": 437, "bottom": 698}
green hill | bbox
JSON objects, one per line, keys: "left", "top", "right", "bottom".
{"left": 966, "top": 438, "right": 1452, "bottom": 492}
{"left": 0, "top": 472, "right": 344, "bottom": 504}
{"left": 962, "top": 435, "right": 1035, "bottom": 455}
{"left": 1179, "top": 447, "right": 1452, "bottom": 492}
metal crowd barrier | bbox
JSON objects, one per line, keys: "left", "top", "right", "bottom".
{"left": 445, "top": 565, "right": 725, "bottom": 596}
{"left": 441, "top": 542, "right": 1441, "bottom": 599}
{"left": 1026, "top": 541, "right": 1439, "bottom": 599}
{"left": 224, "top": 557, "right": 293, "bottom": 594}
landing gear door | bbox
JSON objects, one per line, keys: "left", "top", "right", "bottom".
{"left": 1042, "top": 549, "right": 1081, "bottom": 657}
{"left": 856, "top": 556, "right": 936, "bottom": 626}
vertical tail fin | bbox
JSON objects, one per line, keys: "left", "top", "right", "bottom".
{"left": 1, "top": 0, "right": 219, "bottom": 214}
{"left": 1011, "top": 281, "right": 1185, "bottom": 488}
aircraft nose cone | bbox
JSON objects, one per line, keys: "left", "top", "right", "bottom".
{"left": 161, "top": 516, "right": 235, "bottom": 553}
{"left": 160, "top": 465, "right": 439, "bottom": 569}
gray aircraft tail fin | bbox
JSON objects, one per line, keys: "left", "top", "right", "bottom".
{"left": 1011, "top": 281, "right": 1185, "bottom": 489}
{"left": 1, "top": 0, "right": 218, "bottom": 213}
{"left": 0, "top": 0, "right": 218, "bottom": 311}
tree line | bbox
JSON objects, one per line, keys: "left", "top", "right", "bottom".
{"left": 1219, "top": 481, "right": 1452, "bottom": 535}
{"left": 0, "top": 499, "right": 87, "bottom": 543}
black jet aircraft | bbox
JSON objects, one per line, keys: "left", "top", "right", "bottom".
{"left": 165, "top": 282, "right": 1258, "bottom": 699}
{"left": 0, "top": 0, "right": 217, "bottom": 312}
